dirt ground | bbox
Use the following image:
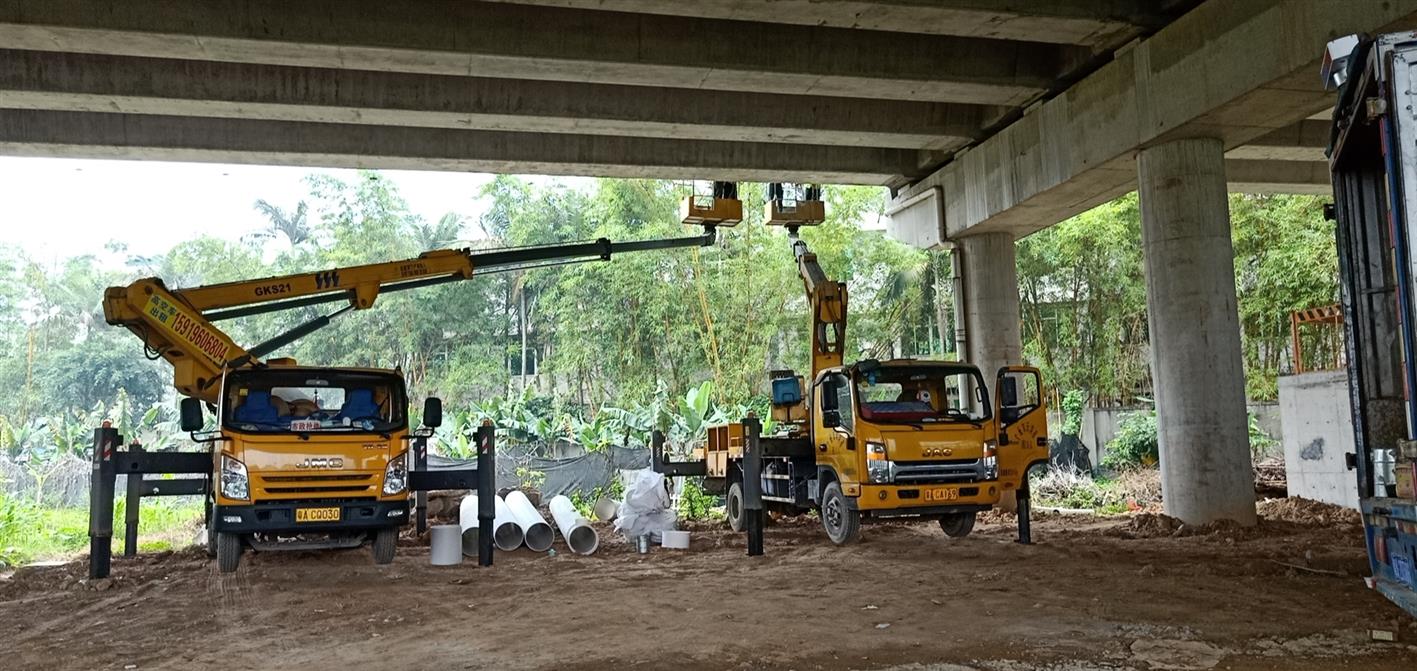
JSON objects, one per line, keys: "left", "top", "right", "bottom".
{"left": 2, "top": 498, "right": 1415, "bottom": 671}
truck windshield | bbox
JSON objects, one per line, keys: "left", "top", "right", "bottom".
{"left": 855, "top": 365, "right": 991, "bottom": 424}
{"left": 222, "top": 370, "right": 407, "bottom": 434}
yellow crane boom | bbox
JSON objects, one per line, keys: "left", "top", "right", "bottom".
{"left": 791, "top": 235, "right": 846, "bottom": 380}
{"left": 104, "top": 231, "right": 717, "bottom": 403}
{"left": 763, "top": 182, "right": 837, "bottom": 380}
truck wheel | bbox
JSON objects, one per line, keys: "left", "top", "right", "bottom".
{"left": 372, "top": 528, "right": 397, "bottom": 565}
{"left": 216, "top": 532, "right": 242, "bottom": 573}
{"left": 939, "top": 511, "right": 977, "bottom": 538}
{"left": 726, "top": 481, "right": 746, "bottom": 532}
{"left": 821, "top": 482, "right": 861, "bottom": 545}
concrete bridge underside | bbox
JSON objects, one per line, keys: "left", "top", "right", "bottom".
{"left": 0, "top": 0, "right": 1345, "bottom": 191}
{"left": 3, "top": 0, "right": 1416, "bottom": 525}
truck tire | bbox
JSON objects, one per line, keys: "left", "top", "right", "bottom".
{"left": 372, "top": 528, "right": 397, "bottom": 565}
{"left": 216, "top": 532, "right": 242, "bottom": 573}
{"left": 726, "top": 481, "right": 746, "bottom": 532}
{"left": 821, "top": 482, "right": 861, "bottom": 545}
{"left": 939, "top": 511, "right": 977, "bottom": 538}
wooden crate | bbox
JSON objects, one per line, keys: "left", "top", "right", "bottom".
{"left": 705, "top": 423, "right": 745, "bottom": 478}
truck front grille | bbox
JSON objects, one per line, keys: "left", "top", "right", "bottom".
{"left": 255, "top": 473, "right": 376, "bottom": 497}
{"left": 892, "top": 459, "right": 983, "bottom": 484}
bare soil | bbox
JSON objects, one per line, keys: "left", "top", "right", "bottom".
{"left": 2, "top": 499, "right": 1414, "bottom": 671}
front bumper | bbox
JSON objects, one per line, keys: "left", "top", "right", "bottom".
{"left": 213, "top": 498, "right": 408, "bottom": 534}
{"left": 853, "top": 483, "right": 999, "bottom": 512}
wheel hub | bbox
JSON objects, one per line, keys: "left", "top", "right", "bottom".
{"left": 825, "top": 498, "right": 842, "bottom": 529}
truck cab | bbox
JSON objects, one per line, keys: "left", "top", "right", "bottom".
{"left": 795, "top": 359, "right": 1046, "bottom": 543}
{"left": 191, "top": 364, "right": 428, "bottom": 571}
{"left": 681, "top": 359, "right": 1048, "bottom": 545}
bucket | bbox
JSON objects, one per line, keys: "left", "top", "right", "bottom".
{"left": 430, "top": 524, "right": 462, "bottom": 566}
{"left": 660, "top": 530, "right": 689, "bottom": 549}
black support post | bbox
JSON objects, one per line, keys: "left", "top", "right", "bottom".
{"left": 476, "top": 422, "right": 495, "bottom": 567}
{"left": 1016, "top": 469, "right": 1033, "bottom": 545}
{"left": 650, "top": 429, "right": 665, "bottom": 472}
{"left": 88, "top": 426, "right": 120, "bottom": 579}
{"left": 413, "top": 435, "right": 429, "bottom": 534}
{"left": 123, "top": 443, "right": 143, "bottom": 557}
{"left": 742, "top": 416, "right": 765, "bottom": 556}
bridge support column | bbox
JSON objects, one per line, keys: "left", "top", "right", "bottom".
{"left": 1137, "top": 137, "right": 1256, "bottom": 526}
{"left": 957, "top": 232, "right": 1022, "bottom": 390}
{"left": 956, "top": 232, "right": 1023, "bottom": 511}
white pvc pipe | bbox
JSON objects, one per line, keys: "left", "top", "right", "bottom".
{"left": 504, "top": 490, "right": 555, "bottom": 552}
{"left": 459, "top": 493, "right": 524, "bottom": 554}
{"left": 429, "top": 524, "right": 462, "bottom": 566}
{"left": 549, "top": 495, "right": 600, "bottom": 555}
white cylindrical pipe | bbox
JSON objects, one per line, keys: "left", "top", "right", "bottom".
{"left": 459, "top": 493, "right": 524, "bottom": 555}
{"left": 430, "top": 524, "right": 462, "bottom": 566}
{"left": 504, "top": 490, "right": 555, "bottom": 552}
{"left": 549, "top": 495, "right": 600, "bottom": 555}
{"left": 593, "top": 497, "right": 620, "bottom": 522}
{"left": 492, "top": 495, "right": 523, "bottom": 551}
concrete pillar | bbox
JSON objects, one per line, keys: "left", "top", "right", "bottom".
{"left": 956, "top": 232, "right": 1023, "bottom": 389}
{"left": 956, "top": 232, "right": 1023, "bottom": 513}
{"left": 1137, "top": 137, "right": 1256, "bottom": 526}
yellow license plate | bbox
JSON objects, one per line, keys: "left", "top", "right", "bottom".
{"left": 296, "top": 507, "right": 341, "bottom": 523}
{"left": 924, "top": 487, "right": 959, "bottom": 502}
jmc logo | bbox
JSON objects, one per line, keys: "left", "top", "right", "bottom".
{"left": 296, "top": 457, "right": 344, "bottom": 469}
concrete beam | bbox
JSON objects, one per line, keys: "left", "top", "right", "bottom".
{"left": 1225, "top": 159, "right": 1331, "bottom": 195}
{"left": 0, "top": 109, "right": 917, "bottom": 184}
{"left": 893, "top": 158, "right": 1328, "bottom": 249}
{"left": 480, "top": 0, "right": 1169, "bottom": 46}
{"left": 0, "top": 49, "right": 987, "bottom": 152}
{"left": 0, "top": 0, "right": 1081, "bottom": 105}
{"left": 891, "top": 0, "right": 1417, "bottom": 240}
{"left": 1225, "top": 120, "right": 1328, "bottom": 162}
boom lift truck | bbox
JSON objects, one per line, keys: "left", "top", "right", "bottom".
{"left": 656, "top": 183, "right": 1050, "bottom": 545}
{"left": 93, "top": 218, "right": 723, "bottom": 573}
{"left": 1324, "top": 32, "right": 1417, "bottom": 617}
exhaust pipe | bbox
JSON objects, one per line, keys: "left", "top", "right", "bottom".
{"left": 459, "top": 494, "right": 523, "bottom": 554}
{"left": 549, "top": 495, "right": 600, "bottom": 555}
{"left": 504, "top": 490, "right": 555, "bottom": 552}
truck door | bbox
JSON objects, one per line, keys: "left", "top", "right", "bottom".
{"left": 995, "top": 366, "right": 1049, "bottom": 492}
{"left": 814, "top": 371, "right": 858, "bottom": 486}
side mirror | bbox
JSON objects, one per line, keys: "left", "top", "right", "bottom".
{"left": 822, "top": 409, "right": 841, "bottom": 428}
{"left": 180, "top": 397, "right": 204, "bottom": 432}
{"left": 423, "top": 397, "right": 443, "bottom": 428}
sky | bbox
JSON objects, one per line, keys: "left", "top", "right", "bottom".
{"left": 0, "top": 156, "right": 592, "bottom": 269}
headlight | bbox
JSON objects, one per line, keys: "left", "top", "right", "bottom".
{"left": 865, "top": 441, "right": 892, "bottom": 483}
{"left": 981, "top": 439, "right": 998, "bottom": 480}
{"left": 220, "top": 454, "right": 249, "bottom": 500}
{"left": 383, "top": 452, "right": 408, "bottom": 495}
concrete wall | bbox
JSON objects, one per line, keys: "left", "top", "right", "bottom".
{"left": 1278, "top": 370, "right": 1359, "bottom": 509}
{"left": 1051, "top": 402, "right": 1282, "bottom": 467}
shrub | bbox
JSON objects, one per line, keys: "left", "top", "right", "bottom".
{"left": 1248, "top": 412, "right": 1280, "bottom": 460}
{"left": 1061, "top": 390, "right": 1086, "bottom": 437}
{"left": 1103, "top": 410, "right": 1158, "bottom": 468}
{"left": 677, "top": 478, "right": 723, "bottom": 521}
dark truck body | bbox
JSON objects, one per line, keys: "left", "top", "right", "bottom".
{"left": 1328, "top": 32, "right": 1417, "bottom": 617}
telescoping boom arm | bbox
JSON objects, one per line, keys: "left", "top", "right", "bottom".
{"left": 761, "top": 182, "right": 839, "bottom": 380}
{"left": 791, "top": 235, "right": 846, "bottom": 380}
{"left": 104, "top": 230, "right": 717, "bottom": 403}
